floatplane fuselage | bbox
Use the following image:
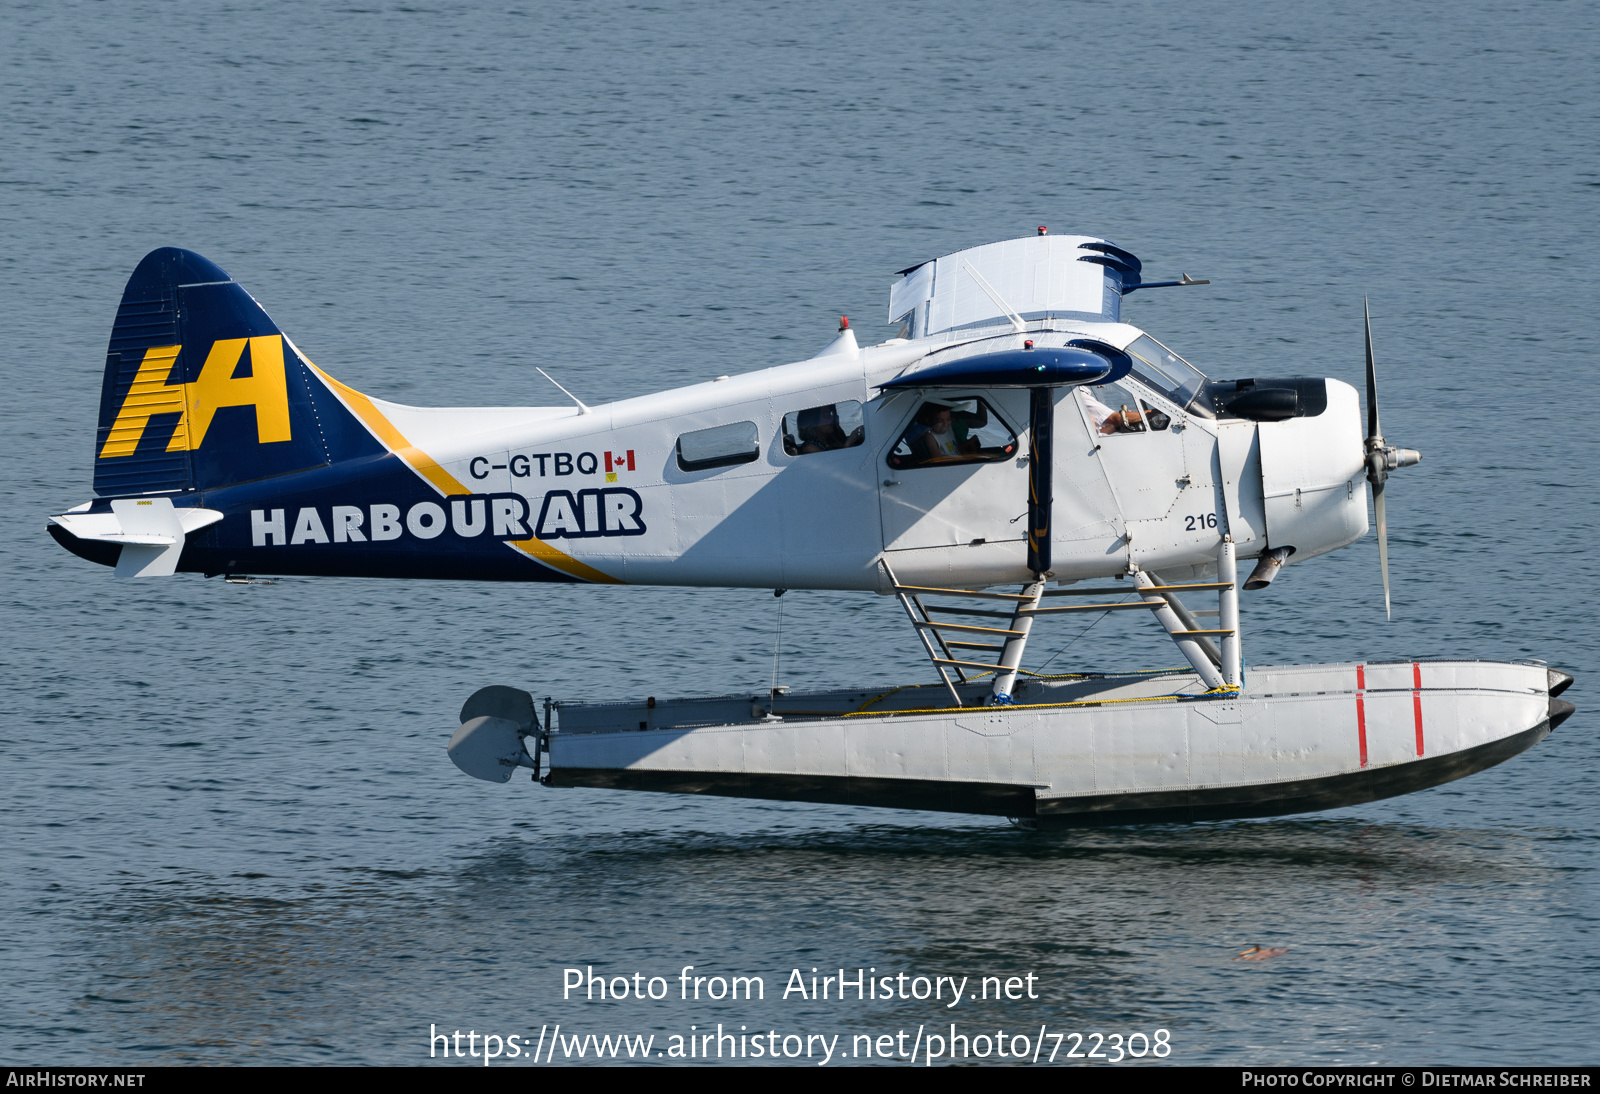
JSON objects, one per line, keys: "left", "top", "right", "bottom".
{"left": 49, "top": 233, "right": 1572, "bottom": 827}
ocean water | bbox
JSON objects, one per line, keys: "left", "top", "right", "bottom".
{"left": 2, "top": 0, "right": 1597, "bottom": 1066}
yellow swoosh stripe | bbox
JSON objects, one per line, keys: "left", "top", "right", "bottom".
{"left": 302, "top": 359, "right": 621, "bottom": 584}
{"left": 506, "top": 537, "right": 622, "bottom": 584}
{"left": 305, "top": 361, "right": 469, "bottom": 496}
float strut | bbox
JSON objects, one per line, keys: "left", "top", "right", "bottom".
{"left": 1219, "top": 536, "right": 1242, "bottom": 688}
{"left": 881, "top": 558, "right": 966, "bottom": 709}
{"left": 1147, "top": 573, "right": 1222, "bottom": 668}
{"left": 988, "top": 580, "right": 1045, "bottom": 705}
{"left": 1135, "top": 570, "right": 1227, "bottom": 690}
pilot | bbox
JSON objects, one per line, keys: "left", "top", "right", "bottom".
{"left": 1081, "top": 388, "right": 1144, "bottom": 435}
{"left": 793, "top": 404, "right": 860, "bottom": 453}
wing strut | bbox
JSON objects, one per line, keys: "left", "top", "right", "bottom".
{"left": 1027, "top": 386, "right": 1053, "bottom": 577}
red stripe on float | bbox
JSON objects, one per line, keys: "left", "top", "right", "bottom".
{"left": 1412, "top": 661, "right": 1424, "bottom": 756}
{"left": 1355, "top": 664, "right": 1368, "bottom": 768}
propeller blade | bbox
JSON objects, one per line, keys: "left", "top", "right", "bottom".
{"left": 1374, "top": 479, "right": 1391, "bottom": 621}
{"left": 1364, "top": 297, "right": 1380, "bottom": 442}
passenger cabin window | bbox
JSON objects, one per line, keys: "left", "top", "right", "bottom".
{"left": 676, "top": 421, "right": 760, "bottom": 472}
{"left": 782, "top": 400, "right": 864, "bottom": 456}
{"left": 1081, "top": 382, "right": 1171, "bottom": 435}
{"left": 886, "top": 397, "right": 1018, "bottom": 470}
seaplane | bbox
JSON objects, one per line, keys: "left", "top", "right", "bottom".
{"left": 48, "top": 230, "right": 1574, "bottom": 828}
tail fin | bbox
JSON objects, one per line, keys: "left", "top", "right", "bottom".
{"left": 94, "top": 248, "right": 371, "bottom": 496}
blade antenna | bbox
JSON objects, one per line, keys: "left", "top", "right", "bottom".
{"left": 536, "top": 367, "right": 592, "bottom": 415}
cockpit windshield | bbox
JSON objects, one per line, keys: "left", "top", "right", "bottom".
{"left": 1124, "top": 335, "right": 1211, "bottom": 415}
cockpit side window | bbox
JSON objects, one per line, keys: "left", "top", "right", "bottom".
{"left": 886, "top": 397, "right": 1018, "bottom": 470}
{"left": 782, "top": 400, "right": 865, "bottom": 456}
{"left": 1081, "top": 381, "right": 1171, "bottom": 435}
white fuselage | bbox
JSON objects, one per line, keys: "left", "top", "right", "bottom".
{"left": 354, "top": 319, "right": 1368, "bottom": 590}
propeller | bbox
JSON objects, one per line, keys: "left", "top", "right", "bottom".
{"left": 1363, "top": 299, "right": 1422, "bottom": 619}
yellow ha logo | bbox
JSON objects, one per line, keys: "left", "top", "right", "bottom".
{"left": 99, "top": 336, "right": 292, "bottom": 459}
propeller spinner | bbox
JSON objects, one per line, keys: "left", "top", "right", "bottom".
{"left": 1363, "top": 299, "right": 1422, "bottom": 619}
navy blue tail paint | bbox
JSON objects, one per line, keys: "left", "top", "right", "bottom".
{"left": 72, "top": 247, "right": 587, "bottom": 585}
{"left": 94, "top": 248, "right": 384, "bottom": 496}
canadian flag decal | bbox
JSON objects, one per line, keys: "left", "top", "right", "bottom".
{"left": 603, "top": 450, "right": 636, "bottom": 473}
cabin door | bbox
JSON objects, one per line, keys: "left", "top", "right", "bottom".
{"left": 875, "top": 389, "right": 1030, "bottom": 551}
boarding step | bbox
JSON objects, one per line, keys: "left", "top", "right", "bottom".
{"left": 879, "top": 540, "right": 1246, "bottom": 706}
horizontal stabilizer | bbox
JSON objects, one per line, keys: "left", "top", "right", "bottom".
{"left": 50, "top": 497, "right": 223, "bottom": 578}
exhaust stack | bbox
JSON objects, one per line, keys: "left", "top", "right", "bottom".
{"left": 1244, "top": 547, "right": 1292, "bottom": 591}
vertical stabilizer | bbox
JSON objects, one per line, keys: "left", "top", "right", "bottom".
{"left": 94, "top": 248, "right": 340, "bottom": 496}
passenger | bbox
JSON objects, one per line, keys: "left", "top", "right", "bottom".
{"left": 949, "top": 399, "right": 988, "bottom": 446}
{"left": 792, "top": 404, "right": 859, "bottom": 453}
{"left": 904, "top": 400, "right": 990, "bottom": 462}
{"left": 909, "top": 402, "right": 962, "bottom": 461}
